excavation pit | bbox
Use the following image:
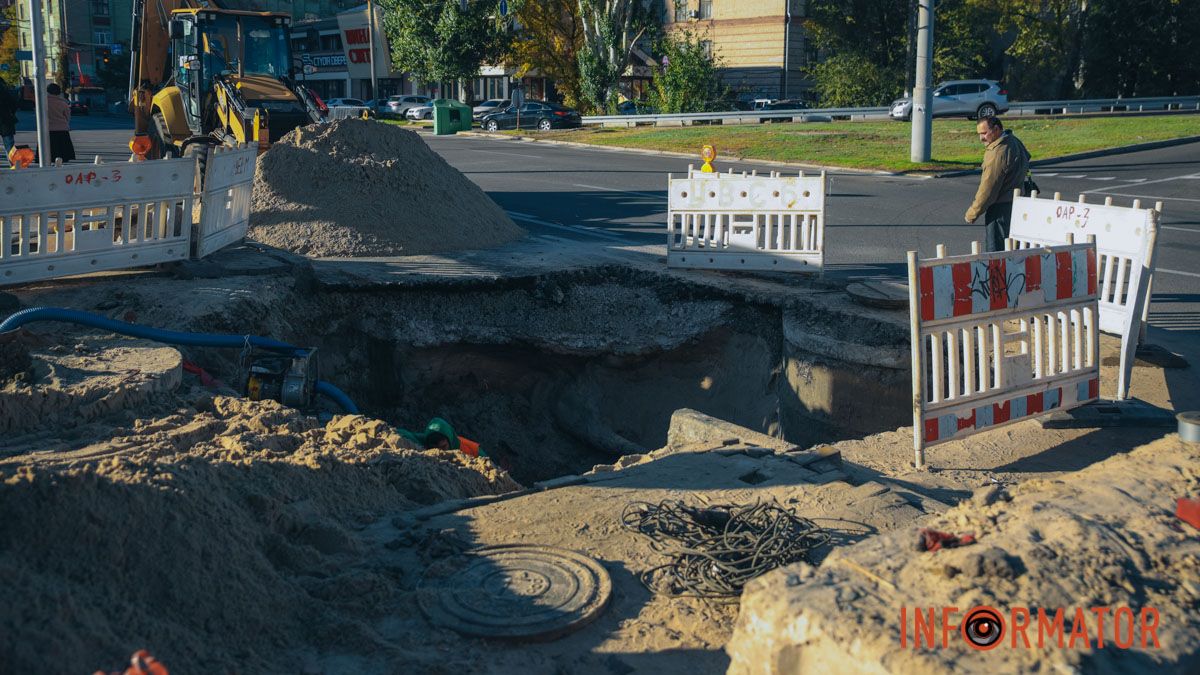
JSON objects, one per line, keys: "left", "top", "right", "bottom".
{"left": 221, "top": 265, "right": 913, "bottom": 484}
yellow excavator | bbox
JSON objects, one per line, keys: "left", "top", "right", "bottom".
{"left": 128, "top": 0, "right": 326, "bottom": 164}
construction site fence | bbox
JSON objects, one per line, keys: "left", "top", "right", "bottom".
{"left": 1, "top": 159, "right": 196, "bottom": 286}
{"left": 583, "top": 94, "right": 1200, "bottom": 127}
{"left": 907, "top": 241, "right": 1101, "bottom": 468}
{"left": 194, "top": 144, "right": 257, "bottom": 259}
{"left": 1008, "top": 191, "right": 1161, "bottom": 402}
{"left": 1, "top": 150, "right": 258, "bottom": 287}
{"left": 667, "top": 170, "right": 826, "bottom": 273}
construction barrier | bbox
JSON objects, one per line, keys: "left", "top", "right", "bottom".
{"left": 1008, "top": 191, "right": 1161, "bottom": 400}
{"left": 0, "top": 158, "right": 196, "bottom": 286}
{"left": 667, "top": 169, "right": 826, "bottom": 272}
{"left": 907, "top": 242, "right": 1101, "bottom": 468}
{"left": 193, "top": 144, "right": 257, "bottom": 259}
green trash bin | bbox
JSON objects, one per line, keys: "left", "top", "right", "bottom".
{"left": 432, "top": 98, "right": 473, "bottom": 135}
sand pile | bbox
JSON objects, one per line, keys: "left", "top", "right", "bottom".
{"left": 248, "top": 119, "right": 525, "bottom": 257}
{"left": 0, "top": 392, "right": 519, "bottom": 673}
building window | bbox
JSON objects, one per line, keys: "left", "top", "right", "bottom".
{"left": 674, "top": 1, "right": 689, "bottom": 23}
{"left": 319, "top": 33, "right": 342, "bottom": 51}
{"left": 91, "top": 0, "right": 109, "bottom": 15}
{"left": 93, "top": 30, "right": 113, "bottom": 46}
{"left": 700, "top": 40, "right": 712, "bottom": 59}
{"left": 699, "top": 0, "right": 712, "bottom": 19}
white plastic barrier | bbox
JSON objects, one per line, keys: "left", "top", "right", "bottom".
{"left": 194, "top": 144, "right": 257, "bottom": 259}
{"left": 907, "top": 242, "right": 1101, "bottom": 468}
{"left": 1008, "top": 192, "right": 1161, "bottom": 400}
{"left": 667, "top": 170, "right": 826, "bottom": 272}
{"left": 0, "top": 159, "right": 196, "bottom": 286}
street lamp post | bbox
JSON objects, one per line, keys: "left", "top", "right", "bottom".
{"left": 26, "top": 0, "right": 52, "bottom": 167}
{"left": 910, "top": 0, "right": 934, "bottom": 163}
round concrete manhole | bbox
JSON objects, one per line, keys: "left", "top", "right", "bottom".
{"left": 417, "top": 544, "right": 612, "bottom": 641}
{"left": 846, "top": 280, "right": 910, "bottom": 310}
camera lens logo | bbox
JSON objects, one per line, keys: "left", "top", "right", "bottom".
{"left": 962, "top": 606, "right": 1005, "bottom": 650}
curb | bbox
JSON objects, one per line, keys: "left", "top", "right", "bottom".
{"left": 932, "top": 134, "right": 1200, "bottom": 178}
{"left": 453, "top": 131, "right": 902, "bottom": 177}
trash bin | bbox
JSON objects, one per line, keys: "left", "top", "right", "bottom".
{"left": 432, "top": 99, "right": 473, "bottom": 135}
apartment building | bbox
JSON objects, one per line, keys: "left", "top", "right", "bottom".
{"left": 666, "top": 0, "right": 812, "bottom": 100}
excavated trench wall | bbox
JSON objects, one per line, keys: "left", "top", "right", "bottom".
{"left": 217, "top": 267, "right": 911, "bottom": 484}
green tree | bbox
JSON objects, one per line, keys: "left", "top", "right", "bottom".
{"left": 0, "top": 7, "right": 20, "bottom": 88}
{"left": 808, "top": 52, "right": 901, "bottom": 107}
{"left": 382, "top": 0, "right": 511, "bottom": 103}
{"left": 804, "top": 0, "right": 910, "bottom": 106}
{"left": 1078, "top": 0, "right": 1200, "bottom": 97}
{"left": 649, "top": 30, "right": 726, "bottom": 113}
{"left": 576, "top": 0, "right": 656, "bottom": 113}
{"left": 510, "top": 0, "right": 585, "bottom": 108}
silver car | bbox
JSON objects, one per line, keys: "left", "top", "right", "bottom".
{"left": 387, "top": 95, "right": 432, "bottom": 116}
{"left": 890, "top": 80, "right": 1009, "bottom": 121}
{"left": 406, "top": 104, "right": 434, "bottom": 120}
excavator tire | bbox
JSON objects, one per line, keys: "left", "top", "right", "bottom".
{"left": 184, "top": 142, "right": 210, "bottom": 186}
{"left": 150, "top": 112, "right": 179, "bottom": 159}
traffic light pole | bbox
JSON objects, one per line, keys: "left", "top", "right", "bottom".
{"left": 910, "top": 0, "right": 934, "bottom": 163}
{"left": 26, "top": 0, "right": 52, "bottom": 167}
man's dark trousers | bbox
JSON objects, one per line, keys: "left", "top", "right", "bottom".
{"left": 985, "top": 201, "right": 1013, "bottom": 252}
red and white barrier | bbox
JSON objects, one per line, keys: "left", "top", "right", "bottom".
{"left": 907, "top": 241, "right": 1101, "bottom": 468}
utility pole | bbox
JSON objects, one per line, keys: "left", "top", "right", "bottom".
{"left": 910, "top": 0, "right": 933, "bottom": 163}
{"left": 366, "top": 0, "right": 377, "bottom": 99}
{"left": 26, "top": 0, "right": 52, "bottom": 167}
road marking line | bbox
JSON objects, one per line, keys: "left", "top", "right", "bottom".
{"left": 473, "top": 148, "right": 544, "bottom": 159}
{"left": 506, "top": 212, "right": 628, "bottom": 242}
{"left": 1157, "top": 268, "right": 1200, "bottom": 279}
{"left": 1161, "top": 226, "right": 1200, "bottom": 234}
{"left": 571, "top": 183, "right": 665, "bottom": 200}
{"left": 1060, "top": 174, "right": 1086, "bottom": 179}
{"left": 1086, "top": 176, "right": 1115, "bottom": 181}
{"left": 1033, "top": 172, "right": 1058, "bottom": 177}
{"left": 1083, "top": 171, "right": 1200, "bottom": 194}
{"left": 1078, "top": 191, "right": 1200, "bottom": 204}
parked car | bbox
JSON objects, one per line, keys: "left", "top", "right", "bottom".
{"left": 69, "top": 100, "right": 90, "bottom": 115}
{"left": 480, "top": 101, "right": 582, "bottom": 131}
{"left": 472, "top": 98, "right": 511, "bottom": 120}
{"left": 387, "top": 95, "right": 431, "bottom": 116}
{"left": 761, "top": 99, "right": 808, "bottom": 111}
{"left": 890, "top": 80, "right": 1009, "bottom": 121}
{"left": 325, "top": 97, "right": 365, "bottom": 108}
{"left": 617, "top": 100, "right": 658, "bottom": 115}
{"left": 406, "top": 104, "right": 434, "bottom": 120}
{"left": 363, "top": 98, "right": 396, "bottom": 117}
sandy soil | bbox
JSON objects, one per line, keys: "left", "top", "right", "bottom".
{"left": 249, "top": 119, "right": 525, "bottom": 258}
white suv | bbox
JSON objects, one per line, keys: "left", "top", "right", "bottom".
{"left": 890, "top": 80, "right": 1009, "bottom": 121}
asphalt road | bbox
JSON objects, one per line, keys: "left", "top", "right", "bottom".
{"left": 10, "top": 112, "right": 1199, "bottom": 355}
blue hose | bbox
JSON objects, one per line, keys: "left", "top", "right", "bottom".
{"left": 0, "top": 306, "right": 359, "bottom": 414}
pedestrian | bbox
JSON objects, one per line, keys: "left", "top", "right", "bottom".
{"left": 44, "top": 82, "right": 76, "bottom": 164}
{"left": 0, "top": 85, "right": 18, "bottom": 163}
{"left": 965, "top": 116, "right": 1030, "bottom": 252}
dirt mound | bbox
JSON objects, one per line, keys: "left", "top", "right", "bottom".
{"left": 0, "top": 392, "right": 519, "bottom": 673}
{"left": 248, "top": 118, "right": 525, "bottom": 257}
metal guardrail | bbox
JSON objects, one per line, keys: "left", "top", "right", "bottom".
{"left": 582, "top": 95, "right": 1200, "bottom": 127}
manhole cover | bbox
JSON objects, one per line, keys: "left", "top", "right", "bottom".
{"left": 846, "top": 280, "right": 909, "bottom": 310}
{"left": 417, "top": 544, "right": 612, "bottom": 641}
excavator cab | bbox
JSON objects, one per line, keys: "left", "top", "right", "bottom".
{"left": 132, "top": 3, "right": 322, "bottom": 161}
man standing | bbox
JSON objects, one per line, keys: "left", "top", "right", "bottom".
{"left": 965, "top": 116, "right": 1030, "bottom": 251}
